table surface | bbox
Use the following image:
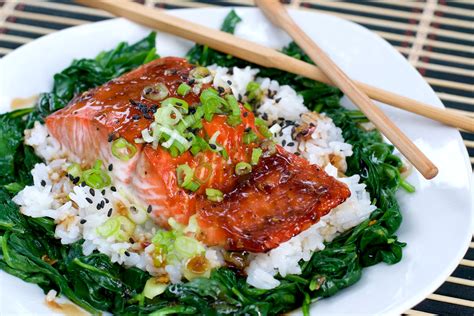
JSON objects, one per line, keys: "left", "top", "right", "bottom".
{"left": 0, "top": 0, "right": 472, "bottom": 315}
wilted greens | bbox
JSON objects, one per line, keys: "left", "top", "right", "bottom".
{"left": 0, "top": 10, "right": 409, "bottom": 316}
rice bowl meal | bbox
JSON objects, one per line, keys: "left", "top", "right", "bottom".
{"left": 0, "top": 11, "right": 414, "bottom": 315}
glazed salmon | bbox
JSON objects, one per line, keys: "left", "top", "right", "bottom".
{"left": 46, "top": 57, "right": 351, "bottom": 253}
{"left": 196, "top": 145, "right": 351, "bottom": 252}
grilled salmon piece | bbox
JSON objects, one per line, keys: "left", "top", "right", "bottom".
{"left": 134, "top": 106, "right": 262, "bottom": 226}
{"left": 45, "top": 57, "right": 200, "bottom": 183}
{"left": 196, "top": 145, "right": 351, "bottom": 253}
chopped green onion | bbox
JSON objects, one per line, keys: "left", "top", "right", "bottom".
{"left": 115, "top": 216, "right": 136, "bottom": 242}
{"left": 154, "top": 105, "right": 182, "bottom": 126}
{"left": 190, "top": 136, "right": 209, "bottom": 155}
{"left": 184, "top": 255, "right": 211, "bottom": 281}
{"left": 67, "top": 163, "right": 82, "bottom": 178}
{"left": 143, "top": 83, "right": 169, "bottom": 101}
{"left": 176, "top": 164, "right": 200, "bottom": 192}
{"left": 255, "top": 118, "right": 272, "bottom": 138}
{"left": 143, "top": 278, "right": 168, "bottom": 299}
{"left": 251, "top": 148, "right": 263, "bottom": 165}
{"left": 235, "top": 162, "right": 252, "bottom": 176}
{"left": 175, "top": 236, "right": 205, "bottom": 258}
{"left": 127, "top": 206, "right": 148, "bottom": 224}
{"left": 200, "top": 88, "right": 225, "bottom": 121}
{"left": 243, "top": 130, "right": 258, "bottom": 144}
{"left": 177, "top": 83, "right": 191, "bottom": 96}
{"left": 190, "top": 66, "right": 210, "bottom": 79}
{"left": 246, "top": 81, "right": 262, "bottom": 103}
{"left": 195, "top": 163, "right": 212, "bottom": 183}
{"left": 82, "top": 160, "right": 111, "bottom": 189}
{"left": 112, "top": 137, "right": 137, "bottom": 161}
{"left": 208, "top": 131, "right": 223, "bottom": 152}
{"left": 225, "top": 95, "right": 240, "bottom": 117}
{"left": 161, "top": 97, "right": 189, "bottom": 114}
{"left": 400, "top": 178, "right": 416, "bottom": 193}
{"left": 206, "top": 188, "right": 223, "bottom": 202}
{"left": 227, "top": 115, "right": 242, "bottom": 126}
{"left": 243, "top": 103, "right": 253, "bottom": 111}
{"left": 97, "top": 217, "right": 120, "bottom": 238}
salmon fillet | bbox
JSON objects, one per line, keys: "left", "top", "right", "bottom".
{"left": 196, "top": 145, "right": 351, "bottom": 252}
{"left": 46, "top": 57, "right": 351, "bottom": 252}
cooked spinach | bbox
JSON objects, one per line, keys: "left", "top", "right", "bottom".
{"left": 0, "top": 10, "right": 409, "bottom": 316}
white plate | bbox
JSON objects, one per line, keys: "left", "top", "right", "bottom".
{"left": 0, "top": 8, "right": 472, "bottom": 316}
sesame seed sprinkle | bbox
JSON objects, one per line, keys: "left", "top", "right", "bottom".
{"left": 108, "top": 164, "right": 113, "bottom": 171}
{"left": 111, "top": 186, "right": 117, "bottom": 192}
{"left": 147, "top": 205, "right": 152, "bottom": 213}
{"left": 86, "top": 197, "right": 93, "bottom": 204}
{"left": 80, "top": 219, "right": 87, "bottom": 224}
{"left": 40, "top": 180, "right": 46, "bottom": 187}
{"left": 89, "top": 188, "right": 95, "bottom": 196}
{"left": 107, "top": 209, "right": 113, "bottom": 217}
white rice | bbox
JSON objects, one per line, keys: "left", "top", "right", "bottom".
{"left": 13, "top": 65, "right": 377, "bottom": 290}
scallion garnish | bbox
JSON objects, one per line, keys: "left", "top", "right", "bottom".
{"left": 177, "top": 83, "right": 191, "bottom": 96}
{"left": 154, "top": 105, "right": 182, "bottom": 126}
{"left": 82, "top": 160, "right": 112, "bottom": 189}
{"left": 176, "top": 164, "right": 200, "bottom": 192}
{"left": 111, "top": 137, "right": 137, "bottom": 161}
{"left": 161, "top": 97, "right": 189, "bottom": 114}
{"left": 255, "top": 118, "right": 272, "bottom": 138}
{"left": 251, "top": 148, "right": 263, "bottom": 165}
{"left": 190, "top": 66, "right": 210, "bottom": 79}
{"left": 143, "top": 82, "right": 169, "bottom": 101}
{"left": 235, "top": 162, "right": 252, "bottom": 176}
{"left": 205, "top": 188, "right": 224, "bottom": 202}
{"left": 243, "top": 130, "right": 258, "bottom": 144}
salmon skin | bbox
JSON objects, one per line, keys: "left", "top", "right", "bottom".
{"left": 46, "top": 57, "right": 351, "bottom": 253}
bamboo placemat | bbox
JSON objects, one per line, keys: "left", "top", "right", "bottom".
{"left": 0, "top": 0, "right": 473, "bottom": 314}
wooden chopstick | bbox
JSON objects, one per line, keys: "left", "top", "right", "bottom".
{"left": 77, "top": 0, "right": 473, "bottom": 134}
{"left": 77, "top": 0, "right": 447, "bottom": 178}
{"left": 255, "top": 0, "right": 437, "bottom": 179}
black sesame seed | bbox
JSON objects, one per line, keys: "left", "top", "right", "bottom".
{"left": 188, "top": 78, "right": 195, "bottom": 85}
{"left": 124, "top": 251, "right": 130, "bottom": 257}
{"left": 287, "top": 142, "right": 295, "bottom": 147}
{"left": 107, "top": 208, "right": 113, "bottom": 217}
{"left": 101, "top": 189, "right": 106, "bottom": 195}
{"left": 275, "top": 97, "right": 282, "bottom": 103}
{"left": 295, "top": 152, "right": 301, "bottom": 156}
{"left": 81, "top": 182, "right": 86, "bottom": 187}
{"left": 150, "top": 104, "right": 159, "bottom": 113}
{"left": 68, "top": 174, "right": 74, "bottom": 181}
{"left": 104, "top": 198, "right": 109, "bottom": 203}
{"left": 111, "top": 186, "right": 117, "bottom": 192}
{"left": 89, "top": 188, "right": 95, "bottom": 196}
{"left": 132, "top": 114, "right": 141, "bottom": 120}
{"left": 243, "top": 112, "right": 248, "bottom": 118}
{"left": 238, "top": 94, "right": 243, "bottom": 102}
{"left": 108, "top": 133, "right": 115, "bottom": 142}
{"left": 80, "top": 219, "right": 87, "bottom": 224}
{"left": 209, "top": 144, "right": 217, "bottom": 150}
{"left": 40, "top": 180, "right": 46, "bottom": 187}
{"left": 217, "top": 86, "right": 225, "bottom": 94}
{"left": 130, "top": 206, "right": 137, "bottom": 213}
{"left": 129, "top": 237, "right": 134, "bottom": 243}
{"left": 244, "top": 127, "right": 251, "bottom": 133}
{"left": 97, "top": 203, "right": 102, "bottom": 210}
{"left": 262, "top": 113, "right": 268, "bottom": 120}
{"left": 73, "top": 177, "right": 80, "bottom": 185}
{"left": 100, "top": 201, "right": 105, "bottom": 208}
{"left": 188, "top": 107, "right": 196, "bottom": 114}
{"left": 282, "top": 140, "right": 287, "bottom": 146}
{"left": 143, "top": 87, "right": 153, "bottom": 94}
{"left": 226, "top": 80, "right": 232, "bottom": 85}
{"left": 86, "top": 197, "right": 93, "bottom": 204}
{"left": 108, "top": 164, "right": 113, "bottom": 171}
{"left": 144, "top": 113, "right": 153, "bottom": 120}
{"left": 147, "top": 205, "right": 152, "bottom": 213}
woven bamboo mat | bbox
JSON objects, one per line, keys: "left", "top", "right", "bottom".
{"left": 0, "top": 0, "right": 473, "bottom": 314}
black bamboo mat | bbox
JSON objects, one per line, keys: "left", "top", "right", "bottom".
{"left": 0, "top": 1, "right": 473, "bottom": 314}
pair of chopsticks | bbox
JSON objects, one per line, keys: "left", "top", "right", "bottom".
{"left": 77, "top": 0, "right": 473, "bottom": 179}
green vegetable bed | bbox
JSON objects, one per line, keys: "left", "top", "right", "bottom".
{"left": 0, "top": 10, "right": 408, "bottom": 315}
